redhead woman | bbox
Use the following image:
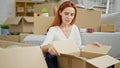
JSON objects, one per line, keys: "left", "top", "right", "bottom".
{"left": 40, "top": 1, "right": 101, "bottom": 68}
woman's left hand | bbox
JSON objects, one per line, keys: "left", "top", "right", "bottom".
{"left": 92, "top": 42, "right": 102, "bottom": 47}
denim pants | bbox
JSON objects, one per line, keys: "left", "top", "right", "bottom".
{"left": 45, "top": 53, "right": 58, "bottom": 68}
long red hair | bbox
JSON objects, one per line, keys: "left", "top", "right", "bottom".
{"left": 47, "top": 1, "right": 77, "bottom": 31}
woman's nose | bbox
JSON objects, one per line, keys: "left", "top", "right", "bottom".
{"left": 67, "top": 14, "right": 72, "bottom": 19}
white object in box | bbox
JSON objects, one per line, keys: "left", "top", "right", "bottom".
{"left": 80, "top": 28, "right": 87, "bottom": 33}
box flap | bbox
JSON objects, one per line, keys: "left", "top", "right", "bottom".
{"left": 6, "top": 17, "right": 22, "bottom": 25}
{"left": 0, "top": 46, "right": 47, "bottom": 68}
{"left": 52, "top": 40, "right": 80, "bottom": 54}
{"left": 87, "top": 55, "right": 120, "bottom": 68}
{"left": 82, "top": 44, "right": 112, "bottom": 54}
{"left": 23, "top": 16, "right": 34, "bottom": 23}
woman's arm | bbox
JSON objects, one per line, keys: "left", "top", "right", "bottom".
{"left": 40, "top": 27, "right": 60, "bottom": 56}
{"left": 41, "top": 44, "right": 60, "bottom": 56}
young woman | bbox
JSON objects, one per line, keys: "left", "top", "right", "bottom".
{"left": 41, "top": 1, "right": 101, "bottom": 68}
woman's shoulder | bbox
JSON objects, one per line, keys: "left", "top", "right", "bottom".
{"left": 72, "top": 24, "right": 78, "bottom": 29}
{"left": 48, "top": 26, "right": 59, "bottom": 31}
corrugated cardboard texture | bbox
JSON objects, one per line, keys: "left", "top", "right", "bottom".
{"left": 75, "top": 8, "right": 101, "bottom": 32}
{"left": 0, "top": 40, "right": 47, "bottom": 68}
{"left": 101, "top": 24, "right": 116, "bottom": 32}
{"left": 34, "top": 16, "right": 54, "bottom": 34}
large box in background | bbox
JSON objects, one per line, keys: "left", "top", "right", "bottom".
{"left": 34, "top": 16, "right": 54, "bottom": 34}
{"left": 52, "top": 40, "right": 120, "bottom": 68}
{"left": 0, "top": 40, "right": 47, "bottom": 68}
{"left": 76, "top": 8, "right": 101, "bottom": 32}
{"left": 101, "top": 24, "right": 116, "bottom": 32}
{"left": 6, "top": 16, "right": 34, "bottom": 33}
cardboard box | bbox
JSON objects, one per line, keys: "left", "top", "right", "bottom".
{"left": 6, "top": 16, "right": 34, "bottom": 33}
{"left": 34, "top": 16, "right": 54, "bottom": 34}
{"left": 76, "top": 8, "right": 101, "bottom": 32}
{"left": 115, "top": 63, "right": 120, "bottom": 68}
{"left": 0, "top": 34, "right": 29, "bottom": 42}
{"left": 0, "top": 40, "right": 47, "bottom": 68}
{"left": 101, "top": 24, "right": 116, "bottom": 32}
{"left": 52, "top": 40, "right": 120, "bottom": 68}
{"left": 0, "top": 35, "right": 20, "bottom": 42}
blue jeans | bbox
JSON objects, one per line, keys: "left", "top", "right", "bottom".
{"left": 45, "top": 53, "right": 58, "bottom": 68}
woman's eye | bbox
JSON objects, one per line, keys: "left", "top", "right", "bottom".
{"left": 71, "top": 13, "right": 74, "bottom": 16}
{"left": 64, "top": 12, "right": 69, "bottom": 15}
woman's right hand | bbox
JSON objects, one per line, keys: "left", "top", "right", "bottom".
{"left": 47, "top": 43, "right": 61, "bottom": 56}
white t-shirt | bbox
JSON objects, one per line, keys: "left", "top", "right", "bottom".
{"left": 41, "top": 24, "right": 84, "bottom": 49}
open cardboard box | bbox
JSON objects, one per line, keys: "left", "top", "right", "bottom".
{"left": 6, "top": 16, "right": 34, "bottom": 33}
{"left": 52, "top": 40, "right": 120, "bottom": 68}
{"left": 0, "top": 40, "right": 47, "bottom": 68}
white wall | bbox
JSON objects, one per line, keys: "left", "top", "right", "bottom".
{"left": 0, "top": 0, "right": 15, "bottom": 24}
{"left": 112, "top": 0, "right": 120, "bottom": 13}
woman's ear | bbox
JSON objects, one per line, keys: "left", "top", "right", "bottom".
{"left": 59, "top": 10, "right": 62, "bottom": 16}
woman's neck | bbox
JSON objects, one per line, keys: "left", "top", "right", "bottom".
{"left": 60, "top": 23, "right": 71, "bottom": 29}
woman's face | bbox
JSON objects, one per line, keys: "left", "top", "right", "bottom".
{"left": 59, "top": 7, "right": 75, "bottom": 25}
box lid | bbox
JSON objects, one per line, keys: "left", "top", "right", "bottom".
{"left": 52, "top": 40, "right": 80, "bottom": 54}
{"left": 6, "top": 17, "right": 22, "bottom": 25}
{"left": 87, "top": 55, "right": 120, "bottom": 68}
{"left": 82, "top": 44, "right": 112, "bottom": 54}
{"left": 23, "top": 16, "right": 34, "bottom": 23}
{"left": 0, "top": 46, "right": 47, "bottom": 68}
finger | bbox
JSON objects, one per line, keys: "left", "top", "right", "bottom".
{"left": 50, "top": 48, "right": 57, "bottom": 55}
{"left": 93, "top": 42, "right": 102, "bottom": 47}
{"left": 54, "top": 48, "right": 61, "bottom": 56}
